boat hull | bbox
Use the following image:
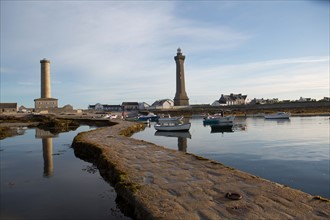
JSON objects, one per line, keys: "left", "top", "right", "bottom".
{"left": 154, "top": 123, "right": 191, "bottom": 132}
{"left": 203, "top": 116, "right": 235, "bottom": 126}
{"left": 138, "top": 115, "right": 159, "bottom": 122}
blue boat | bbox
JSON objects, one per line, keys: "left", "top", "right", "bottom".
{"left": 137, "top": 113, "right": 160, "bottom": 122}
{"left": 203, "top": 115, "right": 235, "bottom": 126}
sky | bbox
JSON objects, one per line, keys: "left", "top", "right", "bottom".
{"left": 1, "top": 0, "right": 329, "bottom": 109}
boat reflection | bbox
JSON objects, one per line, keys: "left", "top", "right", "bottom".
{"left": 154, "top": 131, "right": 191, "bottom": 152}
{"left": 154, "top": 131, "right": 191, "bottom": 139}
{"left": 210, "top": 125, "right": 234, "bottom": 133}
{"left": 35, "top": 128, "right": 58, "bottom": 178}
{"left": 209, "top": 122, "right": 247, "bottom": 134}
{"left": 266, "top": 119, "right": 291, "bottom": 124}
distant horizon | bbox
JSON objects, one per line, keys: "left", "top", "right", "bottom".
{"left": 1, "top": 1, "right": 329, "bottom": 109}
{"left": 8, "top": 95, "right": 329, "bottom": 110}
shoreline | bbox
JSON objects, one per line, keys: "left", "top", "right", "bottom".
{"left": 71, "top": 119, "right": 330, "bottom": 219}
{"left": 1, "top": 111, "right": 328, "bottom": 139}
{"left": 1, "top": 113, "right": 330, "bottom": 219}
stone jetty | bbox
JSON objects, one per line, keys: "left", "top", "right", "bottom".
{"left": 72, "top": 120, "right": 330, "bottom": 220}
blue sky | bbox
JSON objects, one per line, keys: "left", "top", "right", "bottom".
{"left": 1, "top": 0, "right": 329, "bottom": 109}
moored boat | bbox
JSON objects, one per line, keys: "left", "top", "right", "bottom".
{"left": 203, "top": 115, "right": 235, "bottom": 126}
{"left": 102, "top": 114, "right": 118, "bottom": 119}
{"left": 138, "top": 112, "right": 159, "bottom": 122}
{"left": 210, "top": 125, "right": 234, "bottom": 133}
{"left": 264, "top": 112, "right": 291, "bottom": 119}
{"left": 154, "top": 122, "right": 191, "bottom": 132}
{"left": 110, "top": 114, "right": 118, "bottom": 119}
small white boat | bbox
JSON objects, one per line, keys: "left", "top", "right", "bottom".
{"left": 157, "top": 115, "right": 183, "bottom": 123}
{"left": 154, "top": 122, "right": 191, "bottom": 132}
{"left": 102, "top": 114, "right": 118, "bottom": 119}
{"left": 264, "top": 112, "right": 291, "bottom": 119}
{"left": 102, "top": 114, "right": 110, "bottom": 119}
{"left": 110, "top": 114, "right": 118, "bottom": 119}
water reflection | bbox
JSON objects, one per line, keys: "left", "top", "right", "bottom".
{"left": 208, "top": 121, "right": 247, "bottom": 134}
{"left": 265, "top": 119, "right": 291, "bottom": 124}
{"left": 154, "top": 131, "right": 191, "bottom": 152}
{"left": 178, "top": 136, "right": 188, "bottom": 152}
{"left": 42, "top": 138, "right": 54, "bottom": 177}
{"left": 1, "top": 126, "right": 131, "bottom": 220}
{"left": 16, "top": 127, "right": 27, "bottom": 135}
{"left": 154, "top": 131, "right": 191, "bottom": 139}
{"left": 133, "top": 116, "right": 330, "bottom": 198}
{"left": 35, "top": 128, "right": 58, "bottom": 178}
{"left": 210, "top": 125, "right": 233, "bottom": 133}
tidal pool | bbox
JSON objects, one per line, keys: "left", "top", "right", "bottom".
{"left": 0, "top": 126, "right": 131, "bottom": 220}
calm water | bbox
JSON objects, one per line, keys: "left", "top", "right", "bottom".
{"left": 133, "top": 116, "right": 330, "bottom": 198}
{"left": 0, "top": 126, "right": 131, "bottom": 220}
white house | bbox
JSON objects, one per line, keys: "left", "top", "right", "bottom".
{"left": 88, "top": 103, "right": 104, "bottom": 111}
{"left": 139, "top": 102, "right": 150, "bottom": 110}
{"left": 151, "top": 99, "right": 174, "bottom": 109}
{"left": 219, "top": 94, "right": 248, "bottom": 105}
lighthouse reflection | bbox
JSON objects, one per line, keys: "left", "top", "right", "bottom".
{"left": 35, "top": 128, "right": 58, "bottom": 178}
{"left": 154, "top": 131, "right": 191, "bottom": 152}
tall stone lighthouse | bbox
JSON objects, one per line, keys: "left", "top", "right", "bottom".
{"left": 41, "top": 59, "right": 51, "bottom": 98}
{"left": 174, "top": 48, "right": 189, "bottom": 106}
{"left": 34, "top": 58, "right": 58, "bottom": 111}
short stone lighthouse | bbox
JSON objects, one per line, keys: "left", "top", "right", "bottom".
{"left": 174, "top": 48, "right": 189, "bottom": 106}
{"left": 34, "top": 59, "right": 58, "bottom": 111}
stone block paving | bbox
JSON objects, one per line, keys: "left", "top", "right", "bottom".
{"left": 74, "top": 120, "right": 330, "bottom": 220}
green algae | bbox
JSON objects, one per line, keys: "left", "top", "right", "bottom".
{"left": 117, "top": 172, "right": 141, "bottom": 194}
{"left": 118, "top": 123, "right": 146, "bottom": 137}
{"left": 0, "top": 126, "right": 13, "bottom": 140}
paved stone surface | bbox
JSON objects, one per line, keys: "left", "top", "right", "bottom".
{"left": 72, "top": 120, "right": 330, "bottom": 220}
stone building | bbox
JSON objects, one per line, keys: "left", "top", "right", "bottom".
{"left": 88, "top": 103, "right": 122, "bottom": 112}
{"left": 0, "top": 103, "right": 17, "bottom": 113}
{"left": 151, "top": 99, "right": 174, "bottom": 109}
{"left": 122, "top": 102, "right": 139, "bottom": 111}
{"left": 34, "top": 99, "right": 58, "bottom": 110}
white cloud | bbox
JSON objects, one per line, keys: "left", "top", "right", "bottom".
{"left": 1, "top": 1, "right": 328, "bottom": 108}
{"left": 188, "top": 56, "right": 329, "bottom": 102}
